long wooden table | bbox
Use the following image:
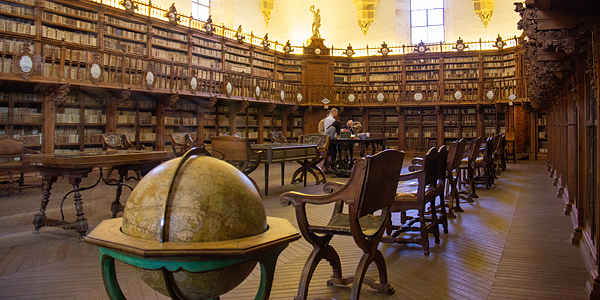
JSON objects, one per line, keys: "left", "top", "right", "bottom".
{"left": 24, "top": 150, "right": 169, "bottom": 239}
{"left": 251, "top": 143, "right": 318, "bottom": 196}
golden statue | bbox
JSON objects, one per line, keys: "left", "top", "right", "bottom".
{"left": 310, "top": 5, "right": 321, "bottom": 38}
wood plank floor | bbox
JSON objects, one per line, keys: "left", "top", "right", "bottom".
{"left": 0, "top": 159, "right": 590, "bottom": 299}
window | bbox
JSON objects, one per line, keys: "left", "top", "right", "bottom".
{"left": 411, "top": 0, "right": 444, "bottom": 44}
{"left": 192, "top": 0, "right": 210, "bottom": 21}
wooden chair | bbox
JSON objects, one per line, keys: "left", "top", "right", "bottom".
{"left": 446, "top": 139, "right": 467, "bottom": 217}
{"left": 473, "top": 137, "right": 495, "bottom": 190}
{"left": 100, "top": 133, "right": 144, "bottom": 150}
{"left": 383, "top": 147, "right": 444, "bottom": 255}
{"left": 280, "top": 149, "right": 404, "bottom": 299}
{"left": 210, "top": 135, "right": 263, "bottom": 193}
{"left": 100, "top": 133, "right": 144, "bottom": 181}
{"left": 270, "top": 131, "right": 287, "bottom": 143}
{"left": 458, "top": 137, "right": 483, "bottom": 200}
{"left": 492, "top": 134, "right": 506, "bottom": 177}
{"left": 505, "top": 131, "right": 516, "bottom": 163}
{"left": 0, "top": 137, "right": 41, "bottom": 197}
{"left": 170, "top": 133, "right": 195, "bottom": 157}
{"left": 291, "top": 134, "right": 330, "bottom": 185}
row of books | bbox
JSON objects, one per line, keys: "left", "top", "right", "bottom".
{"left": 253, "top": 52, "right": 274, "bottom": 62}
{"left": 192, "top": 55, "right": 221, "bottom": 68}
{"left": 151, "top": 28, "right": 187, "bottom": 42}
{"left": 152, "top": 37, "right": 187, "bottom": 50}
{"left": 43, "top": 12, "right": 96, "bottom": 31}
{"left": 192, "top": 37, "right": 221, "bottom": 50}
{"left": 43, "top": 1, "right": 98, "bottom": 20}
{"left": 0, "top": 2, "right": 34, "bottom": 17}
{"left": 105, "top": 26, "right": 147, "bottom": 41}
{"left": 104, "top": 37, "right": 147, "bottom": 55}
{"left": 0, "top": 17, "right": 35, "bottom": 35}
{"left": 192, "top": 45, "right": 220, "bottom": 58}
{"left": 43, "top": 26, "right": 97, "bottom": 46}
{"left": 105, "top": 16, "right": 147, "bottom": 32}
{"left": 152, "top": 47, "right": 188, "bottom": 63}
{"left": 225, "top": 61, "right": 250, "bottom": 73}
{"left": 55, "top": 128, "right": 79, "bottom": 143}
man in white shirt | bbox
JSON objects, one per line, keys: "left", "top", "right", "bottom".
{"left": 323, "top": 108, "right": 338, "bottom": 132}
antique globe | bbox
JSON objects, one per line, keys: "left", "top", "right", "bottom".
{"left": 121, "top": 155, "right": 267, "bottom": 299}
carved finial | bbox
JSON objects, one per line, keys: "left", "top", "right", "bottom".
{"left": 236, "top": 25, "right": 245, "bottom": 43}
{"left": 262, "top": 33, "right": 270, "bottom": 50}
{"left": 165, "top": 3, "right": 180, "bottom": 24}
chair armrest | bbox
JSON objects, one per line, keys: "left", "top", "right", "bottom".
{"left": 23, "top": 148, "right": 41, "bottom": 154}
{"left": 398, "top": 170, "right": 421, "bottom": 181}
{"left": 411, "top": 157, "right": 423, "bottom": 165}
{"left": 323, "top": 182, "right": 344, "bottom": 193}
{"left": 280, "top": 190, "right": 351, "bottom": 207}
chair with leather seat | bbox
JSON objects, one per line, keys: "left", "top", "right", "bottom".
{"left": 458, "top": 137, "right": 483, "bottom": 200}
{"left": 473, "top": 137, "right": 494, "bottom": 190}
{"left": 446, "top": 139, "right": 467, "bottom": 217}
{"left": 280, "top": 149, "right": 405, "bottom": 300}
{"left": 382, "top": 147, "right": 441, "bottom": 255}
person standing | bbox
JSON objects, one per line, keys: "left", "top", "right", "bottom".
{"left": 323, "top": 108, "right": 338, "bottom": 132}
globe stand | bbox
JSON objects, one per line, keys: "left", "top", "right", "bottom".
{"left": 85, "top": 217, "right": 300, "bottom": 300}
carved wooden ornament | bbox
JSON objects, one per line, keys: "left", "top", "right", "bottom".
{"left": 237, "top": 100, "right": 249, "bottom": 112}
{"left": 15, "top": 43, "right": 34, "bottom": 80}
{"left": 165, "top": 94, "right": 179, "bottom": 108}
{"left": 267, "top": 102, "right": 276, "bottom": 113}
{"left": 144, "top": 62, "right": 155, "bottom": 90}
{"left": 119, "top": 0, "right": 138, "bottom": 14}
{"left": 189, "top": 70, "right": 199, "bottom": 93}
{"left": 165, "top": 3, "right": 180, "bottom": 25}
{"left": 50, "top": 83, "right": 71, "bottom": 106}
{"left": 89, "top": 53, "right": 103, "bottom": 85}
{"left": 117, "top": 88, "right": 132, "bottom": 105}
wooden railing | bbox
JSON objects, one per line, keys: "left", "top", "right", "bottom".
{"left": 304, "top": 78, "right": 525, "bottom": 106}
{"left": 0, "top": 37, "right": 525, "bottom": 106}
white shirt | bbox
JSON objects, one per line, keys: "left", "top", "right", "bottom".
{"left": 323, "top": 115, "right": 335, "bottom": 132}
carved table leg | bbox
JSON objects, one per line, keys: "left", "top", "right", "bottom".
{"left": 110, "top": 169, "right": 127, "bottom": 218}
{"left": 33, "top": 175, "right": 58, "bottom": 234}
{"left": 70, "top": 177, "right": 88, "bottom": 239}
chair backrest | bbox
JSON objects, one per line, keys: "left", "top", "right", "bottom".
{"left": 0, "top": 137, "right": 23, "bottom": 155}
{"left": 299, "top": 134, "right": 330, "bottom": 151}
{"left": 436, "top": 145, "right": 448, "bottom": 184}
{"left": 355, "top": 149, "right": 405, "bottom": 218}
{"left": 210, "top": 135, "right": 250, "bottom": 163}
{"left": 483, "top": 137, "right": 494, "bottom": 162}
{"left": 423, "top": 147, "right": 439, "bottom": 188}
{"left": 318, "top": 118, "right": 325, "bottom": 134}
{"left": 270, "top": 131, "right": 287, "bottom": 143}
{"left": 464, "top": 137, "right": 482, "bottom": 167}
{"left": 171, "top": 133, "right": 194, "bottom": 157}
{"left": 101, "top": 133, "right": 125, "bottom": 150}
{"left": 448, "top": 139, "right": 467, "bottom": 171}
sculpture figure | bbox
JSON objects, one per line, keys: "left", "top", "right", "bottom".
{"left": 310, "top": 5, "right": 321, "bottom": 38}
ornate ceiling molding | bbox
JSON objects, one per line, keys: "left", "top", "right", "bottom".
{"left": 353, "top": 0, "right": 377, "bottom": 36}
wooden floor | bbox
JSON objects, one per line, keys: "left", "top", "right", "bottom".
{"left": 0, "top": 159, "right": 591, "bottom": 299}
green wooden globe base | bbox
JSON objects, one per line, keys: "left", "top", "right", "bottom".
{"left": 85, "top": 217, "right": 300, "bottom": 300}
{"left": 99, "top": 246, "right": 284, "bottom": 300}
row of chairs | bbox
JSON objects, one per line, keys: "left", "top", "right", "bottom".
{"left": 279, "top": 134, "right": 511, "bottom": 299}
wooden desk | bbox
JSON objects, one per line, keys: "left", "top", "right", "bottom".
{"left": 24, "top": 150, "right": 169, "bottom": 239}
{"left": 251, "top": 143, "right": 318, "bottom": 196}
